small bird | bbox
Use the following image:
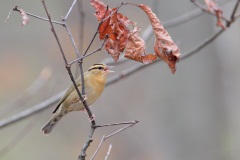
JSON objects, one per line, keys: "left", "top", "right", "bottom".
{"left": 41, "top": 64, "right": 113, "bottom": 135}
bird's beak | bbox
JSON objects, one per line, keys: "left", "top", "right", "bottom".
{"left": 105, "top": 65, "right": 114, "bottom": 73}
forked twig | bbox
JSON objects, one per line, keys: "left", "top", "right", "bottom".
{"left": 91, "top": 120, "right": 138, "bottom": 160}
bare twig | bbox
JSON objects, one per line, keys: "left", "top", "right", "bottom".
{"left": 91, "top": 120, "right": 138, "bottom": 160}
{"left": 0, "top": 67, "right": 52, "bottom": 118}
{"left": 104, "top": 144, "right": 112, "bottom": 160}
{"left": 10, "top": 6, "right": 64, "bottom": 25}
{"left": 0, "top": 115, "right": 41, "bottom": 159}
{"left": 90, "top": 135, "right": 105, "bottom": 160}
{"left": 94, "top": 120, "right": 139, "bottom": 128}
{"left": 227, "top": 0, "right": 240, "bottom": 26}
{"left": 64, "top": 0, "right": 78, "bottom": 20}
{"left": 0, "top": 91, "right": 63, "bottom": 128}
{"left": 69, "top": 37, "right": 107, "bottom": 65}
{"left": 190, "top": 0, "right": 230, "bottom": 22}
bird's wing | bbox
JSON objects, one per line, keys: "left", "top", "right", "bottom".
{"left": 52, "top": 79, "right": 82, "bottom": 114}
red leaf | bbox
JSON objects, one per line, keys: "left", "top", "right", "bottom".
{"left": 125, "top": 27, "right": 157, "bottom": 64}
{"left": 138, "top": 4, "right": 180, "bottom": 73}
{"left": 91, "top": 0, "right": 132, "bottom": 61}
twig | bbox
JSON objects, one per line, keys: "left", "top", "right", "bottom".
{"left": 64, "top": 0, "right": 78, "bottom": 20}
{"left": 94, "top": 120, "right": 139, "bottom": 128}
{"left": 90, "top": 135, "right": 105, "bottom": 160}
{"left": 10, "top": 6, "right": 64, "bottom": 25}
{"left": 0, "top": 115, "right": 41, "bottom": 159}
{"left": 227, "top": 0, "right": 240, "bottom": 27}
{"left": 0, "top": 67, "right": 52, "bottom": 118}
{"left": 69, "top": 37, "right": 107, "bottom": 65}
{"left": 104, "top": 144, "right": 112, "bottom": 160}
{"left": 190, "top": 0, "right": 230, "bottom": 22}
{"left": 0, "top": 91, "right": 63, "bottom": 128}
{"left": 91, "top": 120, "right": 138, "bottom": 160}
{"left": 230, "top": 0, "right": 240, "bottom": 20}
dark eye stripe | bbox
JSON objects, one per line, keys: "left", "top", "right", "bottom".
{"left": 88, "top": 66, "right": 104, "bottom": 71}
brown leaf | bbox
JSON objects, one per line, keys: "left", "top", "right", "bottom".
{"left": 138, "top": 4, "right": 180, "bottom": 73}
{"left": 91, "top": 0, "right": 132, "bottom": 61}
{"left": 125, "top": 27, "right": 157, "bottom": 64}
{"left": 204, "top": 0, "right": 226, "bottom": 29}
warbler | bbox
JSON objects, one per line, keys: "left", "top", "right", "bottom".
{"left": 41, "top": 64, "right": 113, "bottom": 135}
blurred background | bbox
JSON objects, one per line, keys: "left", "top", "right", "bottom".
{"left": 0, "top": 0, "right": 240, "bottom": 160}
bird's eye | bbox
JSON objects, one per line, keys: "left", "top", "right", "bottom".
{"left": 98, "top": 67, "right": 103, "bottom": 70}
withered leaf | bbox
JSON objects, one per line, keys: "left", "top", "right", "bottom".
{"left": 91, "top": 0, "right": 132, "bottom": 61}
{"left": 204, "top": 0, "right": 226, "bottom": 29}
{"left": 125, "top": 27, "right": 157, "bottom": 64}
{"left": 138, "top": 4, "right": 180, "bottom": 73}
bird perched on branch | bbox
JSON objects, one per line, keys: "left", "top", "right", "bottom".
{"left": 41, "top": 64, "right": 113, "bottom": 135}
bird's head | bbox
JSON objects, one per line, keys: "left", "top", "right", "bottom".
{"left": 87, "top": 64, "right": 114, "bottom": 77}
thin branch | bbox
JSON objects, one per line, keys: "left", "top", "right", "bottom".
{"left": 104, "top": 144, "right": 112, "bottom": 160}
{"left": 90, "top": 135, "right": 105, "bottom": 160}
{"left": 90, "top": 120, "right": 138, "bottom": 160}
{"left": 11, "top": 6, "right": 64, "bottom": 25}
{"left": 94, "top": 120, "right": 139, "bottom": 128}
{"left": 227, "top": 0, "right": 240, "bottom": 27}
{"left": 0, "top": 115, "right": 41, "bottom": 159}
{"left": 75, "top": 0, "right": 85, "bottom": 78}
{"left": 191, "top": 0, "right": 230, "bottom": 22}
{"left": 230, "top": 0, "right": 240, "bottom": 20}
{"left": 64, "top": 0, "right": 78, "bottom": 20}
{"left": 0, "top": 67, "right": 52, "bottom": 118}
{"left": 0, "top": 91, "right": 63, "bottom": 128}
{"left": 181, "top": 29, "right": 224, "bottom": 60}
{"left": 69, "top": 37, "right": 107, "bottom": 65}
{"left": 63, "top": 22, "right": 81, "bottom": 60}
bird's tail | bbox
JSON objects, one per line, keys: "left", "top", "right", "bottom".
{"left": 41, "top": 111, "right": 65, "bottom": 135}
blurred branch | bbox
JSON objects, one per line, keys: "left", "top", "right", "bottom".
{"left": 0, "top": 115, "right": 41, "bottom": 159}
{"left": 0, "top": 91, "right": 63, "bottom": 128}
{"left": 0, "top": 67, "right": 52, "bottom": 118}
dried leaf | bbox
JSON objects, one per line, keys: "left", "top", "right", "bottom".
{"left": 138, "top": 4, "right": 180, "bottom": 73}
{"left": 125, "top": 27, "right": 157, "bottom": 64}
{"left": 125, "top": 27, "right": 145, "bottom": 62}
{"left": 204, "top": 0, "right": 226, "bottom": 29}
{"left": 91, "top": 0, "right": 132, "bottom": 61}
